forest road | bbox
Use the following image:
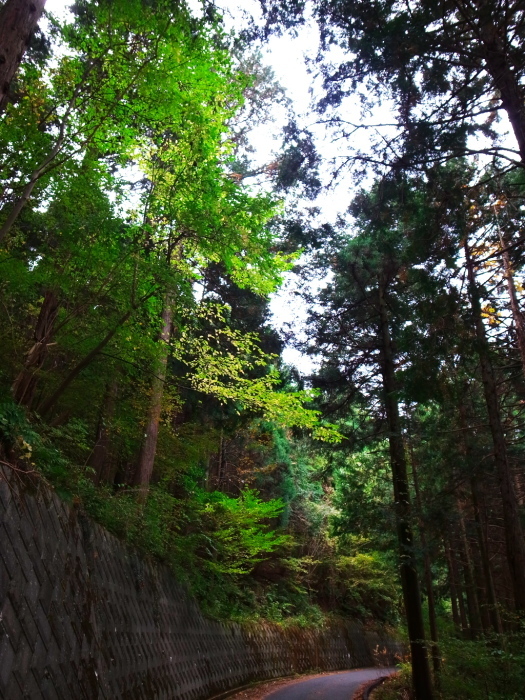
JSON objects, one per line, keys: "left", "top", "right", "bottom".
{"left": 261, "top": 668, "right": 397, "bottom": 700}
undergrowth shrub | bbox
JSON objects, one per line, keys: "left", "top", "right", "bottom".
{"left": 436, "top": 620, "right": 525, "bottom": 700}
{"left": 373, "top": 619, "right": 525, "bottom": 700}
{"left": 0, "top": 399, "right": 403, "bottom": 627}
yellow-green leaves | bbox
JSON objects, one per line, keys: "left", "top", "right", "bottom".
{"left": 173, "top": 305, "right": 341, "bottom": 442}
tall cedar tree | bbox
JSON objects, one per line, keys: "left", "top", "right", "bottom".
{"left": 305, "top": 178, "right": 438, "bottom": 699}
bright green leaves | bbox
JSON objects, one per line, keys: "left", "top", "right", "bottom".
{"left": 197, "top": 488, "right": 291, "bottom": 575}
{"left": 173, "top": 304, "right": 341, "bottom": 441}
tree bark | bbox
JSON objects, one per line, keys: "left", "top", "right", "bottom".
{"left": 133, "top": 300, "right": 173, "bottom": 500}
{"left": 0, "top": 0, "right": 46, "bottom": 114}
{"left": 497, "top": 226, "right": 525, "bottom": 375}
{"left": 12, "top": 289, "right": 59, "bottom": 406}
{"left": 378, "top": 280, "right": 434, "bottom": 700}
{"left": 477, "top": 17, "right": 525, "bottom": 165}
{"left": 471, "top": 477, "right": 504, "bottom": 634}
{"left": 38, "top": 309, "right": 133, "bottom": 416}
{"left": 457, "top": 513, "right": 483, "bottom": 638}
{"left": 445, "top": 540, "right": 463, "bottom": 635}
{"left": 410, "top": 447, "right": 441, "bottom": 680}
{"left": 464, "top": 240, "right": 525, "bottom": 611}
{"left": 88, "top": 379, "right": 118, "bottom": 485}
{"left": 457, "top": 394, "right": 503, "bottom": 633}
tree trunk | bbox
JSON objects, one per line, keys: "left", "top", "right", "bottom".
{"left": 0, "top": 0, "right": 46, "bottom": 113}
{"left": 451, "top": 544, "right": 470, "bottom": 637}
{"left": 477, "top": 17, "right": 525, "bottom": 165}
{"left": 12, "top": 289, "right": 59, "bottom": 406}
{"left": 457, "top": 513, "right": 483, "bottom": 638}
{"left": 464, "top": 240, "right": 525, "bottom": 611}
{"left": 497, "top": 226, "right": 525, "bottom": 375}
{"left": 445, "top": 540, "right": 463, "bottom": 635}
{"left": 37, "top": 285, "right": 156, "bottom": 416}
{"left": 88, "top": 379, "right": 118, "bottom": 485}
{"left": 457, "top": 393, "right": 503, "bottom": 633}
{"left": 471, "top": 477, "right": 504, "bottom": 634}
{"left": 38, "top": 308, "right": 133, "bottom": 416}
{"left": 410, "top": 448, "right": 441, "bottom": 680}
{"left": 0, "top": 122, "right": 68, "bottom": 243}
{"left": 378, "top": 280, "right": 434, "bottom": 700}
{"left": 133, "top": 300, "right": 173, "bottom": 500}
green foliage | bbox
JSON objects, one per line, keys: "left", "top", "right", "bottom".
{"left": 173, "top": 304, "right": 341, "bottom": 439}
{"left": 193, "top": 488, "right": 290, "bottom": 575}
{"left": 375, "top": 621, "right": 525, "bottom": 700}
{"left": 328, "top": 552, "right": 400, "bottom": 623}
{"left": 436, "top": 622, "right": 525, "bottom": 700}
{"left": 0, "top": 400, "right": 39, "bottom": 459}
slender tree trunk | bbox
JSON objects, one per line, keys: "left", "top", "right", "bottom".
{"left": 0, "top": 0, "right": 46, "bottom": 113}
{"left": 457, "top": 513, "right": 483, "bottom": 638}
{"left": 454, "top": 400, "right": 482, "bottom": 638}
{"left": 470, "top": 544, "right": 491, "bottom": 634}
{"left": 0, "top": 74, "right": 90, "bottom": 243}
{"left": 497, "top": 226, "right": 525, "bottom": 374}
{"left": 217, "top": 428, "right": 226, "bottom": 488}
{"left": 464, "top": 240, "right": 525, "bottom": 611}
{"left": 471, "top": 477, "right": 504, "bottom": 634}
{"left": 411, "top": 451, "right": 441, "bottom": 680}
{"left": 0, "top": 123, "right": 68, "bottom": 243}
{"left": 38, "top": 308, "right": 133, "bottom": 416}
{"left": 445, "top": 540, "right": 462, "bottom": 635}
{"left": 378, "top": 281, "right": 434, "bottom": 700}
{"left": 451, "top": 541, "right": 472, "bottom": 638}
{"left": 457, "top": 394, "right": 503, "bottom": 633}
{"left": 37, "top": 286, "right": 155, "bottom": 416}
{"left": 133, "top": 300, "right": 173, "bottom": 499}
{"left": 12, "top": 289, "right": 59, "bottom": 406}
{"left": 88, "top": 379, "right": 118, "bottom": 485}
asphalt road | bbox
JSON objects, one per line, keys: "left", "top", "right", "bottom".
{"left": 262, "top": 668, "right": 397, "bottom": 700}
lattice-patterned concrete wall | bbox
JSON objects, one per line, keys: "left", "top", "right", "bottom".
{"left": 0, "top": 469, "right": 400, "bottom": 699}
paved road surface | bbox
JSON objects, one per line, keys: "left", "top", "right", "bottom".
{"left": 262, "top": 668, "right": 397, "bottom": 700}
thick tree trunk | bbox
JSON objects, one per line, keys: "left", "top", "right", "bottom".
{"left": 464, "top": 240, "right": 525, "bottom": 611}
{"left": 477, "top": 18, "right": 525, "bottom": 165}
{"left": 377, "top": 281, "right": 434, "bottom": 700}
{"left": 0, "top": 0, "right": 46, "bottom": 114}
{"left": 133, "top": 301, "right": 173, "bottom": 499}
{"left": 12, "top": 289, "right": 59, "bottom": 406}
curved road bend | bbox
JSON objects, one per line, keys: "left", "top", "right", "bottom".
{"left": 263, "top": 668, "right": 397, "bottom": 700}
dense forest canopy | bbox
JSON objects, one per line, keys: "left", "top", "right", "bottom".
{"left": 1, "top": 1, "right": 525, "bottom": 698}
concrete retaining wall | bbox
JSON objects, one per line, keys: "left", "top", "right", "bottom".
{"left": 0, "top": 468, "right": 399, "bottom": 699}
